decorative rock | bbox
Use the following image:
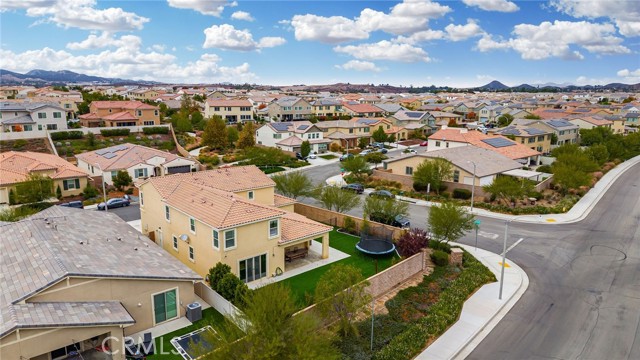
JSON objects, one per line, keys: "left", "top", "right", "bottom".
{"left": 155, "top": 135, "right": 162, "bottom": 139}
{"left": 147, "top": 136, "right": 153, "bottom": 140}
{"left": 56, "top": 142, "right": 62, "bottom": 146}
{"left": 136, "top": 136, "right": 141, "bottom": 140}
{"left": 118, "top": 138, "right": 124, "bottom": 141}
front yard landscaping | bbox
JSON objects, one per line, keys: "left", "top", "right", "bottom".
{"left": 279, "top": 229, "right": 400, "bottom": 308}
{"left": 319, "top": 154, "right": 337, "bottom": 160}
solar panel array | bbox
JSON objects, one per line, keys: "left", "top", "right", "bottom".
{"left": 271, "top": 122, "right": 290, "bottom": 131}
{"left": 548, "top": 120, "right": 572, "bottom": 128}
{"left": 481, "top": 137, "right": 515, "bottom": 148}
{"left": 297, "top": 125, "right": 309, "bottom": 130}
{"left": 405, "top": 112, "right": 424, "bottom": 118}
{"left": 523, "top": 128, "right": 546, "bottom": 135}
{"left": 103, "top": 153, "right": 117, "bottom": 159}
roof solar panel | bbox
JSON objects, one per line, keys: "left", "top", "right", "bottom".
{"left": 481, "top": 138, "right": 515, "bottom": 148}
{"left": 548, "top": 120, "right": 571, "bottom": 127}
{"left": 271, "top": 123, "right": 290, "bottom": 131}
{"left": 297, "top": 125, "right": 309, "bottom": 130}
{"left": 95, "top": 149, "right": 110, "bottom": 155}
{"left": 102, "top": 153, "right": 117, "bottom": 159}
{"left": 405, "top": 112, "right": 423, "bottom": 118}
{"left": 524, "top": 128, "right": 546, "bottom": 135}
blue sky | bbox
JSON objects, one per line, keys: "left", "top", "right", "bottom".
{"left": 1, "top": 0, "right": 639, "bottom": 87}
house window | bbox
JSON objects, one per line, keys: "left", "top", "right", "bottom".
{"left": 134, "top": 168, "right": 148, "bottom": 178}
{"left": 154, "top": 110, "right": 159, "bottom": 116}
{"left": 213, "top": 230, "right": 219, "bottom": 249}
{"left": 53, "top": 112, "right": 62, "bottom": 118}
{"left": 140, "top": 192, "right": 144, "bottom": 206}
{"left": 537, "top": 146, "right": 543, "bottom": 152}
{"left": 528, "top": 137, "right": 535, "bottom": 143}
{"left": 153, "top": 289, "right": 178, "bottom": 324}
{"left": 144, "top": 121, "right": 154, "bottom": 125}
{"left": 537, "top": 136, "right": 544, "bottom": 141}
{"left": 269, "top": 219, "right": 279, "bottom": 238}
{"left": 248, "top": 191, "right": 254, "bottom": 200}
{"left": 38, "top": 124, "right": 43, "bottom": 131}
{"left": 559, "top": 130, "right": 565, "bottom": 135}
{"left": 453, "top": 170, "right": 460, "bottom": 183}
{"left": 46, "top": 124, "right": 58, "bottom": 130}
{"left": 38, "top": 112, "right": 46, "bottom": 119}
{"left": 189, "top": 246, "right": 194, "bottom": 261}
{"left": 349, "top": 129, "right": 354, "bottom": 134}
{"left": 23, "top": 124, "right": 32, "bottom": 131}
{"left": 50, "top": 343, "right": 81, "bottom": 360}
{"left": 445, "top": 142, "right": 449, "bottom": 148}
{"left": 189, "top": 218, "right": 196, "bottom": 233}
{"left": 224, "top": 229, "right": 236, "bottom": 249}
{"left": 173, "top": 235, "right": 178, "bottom": 250}
{"left": 136, "top": 110, "right": 142, "bottom": 116}
{"left": 62, "top": 179, "right": 81, "bottom": 190}
{"left": 405, "top": 166, "right": 413, "bottom": 175}
{"left": 273, "top": 133, "right": 282, "bottom": 139}
{"left": 435, "top": 141, "right": 441, "bottom": 147}
{"left": 239, "top": 254, "right": 267, "bottom": 283}
{"left": 165, "top": 205, "right": 170, "bottom": 221}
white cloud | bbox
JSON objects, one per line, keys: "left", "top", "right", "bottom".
{"left": 291, "top": 14, "right": 369, "bottom": 44}
{"left": 445, "top": 19, "right": 484, "bottom": 41}
{"left": 462, "top": 0, "right": 519, "bottom": 13}
{"left": 231, "top": 11, "right": 254, "bottom": 22}
{"left": 151, "top": 44, "right": 166, "bottom": 52}
{"left": 335, "top": 60, "right": 382, "bottom": 72}
{"left": 476, "top": 20, "right": 630, "bottom": 60}
{"left": 395, "top": 29, "right": 445, "bottom": 45}
{"left": 203, "top": 24, "right": 285, "bottom": 51}
{"left": 0, "top": 45, "right": 255, "bottom": 83}
{"left": 551, "top": 0, "right": 640, "bottom": 37}
{"left": 1, "top": 0, "right": 149, "bottom": 32}
{"left": 167, "top": 0, "right": 235, "bottom": 17}
{"left": 334, "top": 40, "right": 431, "bottom": 62}
{"left": 617, "top": 68, "right": 640, "bottom": 83}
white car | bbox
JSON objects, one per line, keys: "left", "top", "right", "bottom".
{"left": 307, "top": 154, "right": 317, "bottom": 159}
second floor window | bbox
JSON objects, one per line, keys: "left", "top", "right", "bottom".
{"left": 225, "top": 230, "right": 236, "bottom": 249}
{"left": 53, "top": 112, "right": 62, "bottom": 118}
{"left": 213, "top": 230, "right": 219, "bottom": 249}
{"left": 165, "top": 205, "right": 170, "bottom": 221}
{"left": 38, "top": 112, "right": 46, "bottom": 119}
{"left": 190, "top": 218, "right": 196, "bottom": 233}
{"left": 269, "top": 219, "right": 279, "bottom": 238}
{"left": 134, "top": 168, "right": 148, "bottom": 178}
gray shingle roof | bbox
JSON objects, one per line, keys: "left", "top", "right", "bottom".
{"left": 0, "top": 206, "right": 200, "bottom": 337}
{"left": 0, "top": 115, "right": 36, "bottom": 125}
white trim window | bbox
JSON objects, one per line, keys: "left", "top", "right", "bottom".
{"left": 224, "top": 229, "right": 236, "bottom": 250}
{"left": 165, "top": 205, "right": 170, "bottom": 221}
{"left": 189, "top": 218, "right": 196, "bottom": 233}
{"left": 269, "top": 219, "right": 279, "bottom": 238}
{"left": 134, "top": 168, "right": 148, "bottom": 178}
{"left": 248, "top": 191, "right": 254, "bottom": 200}
{"left": 172, "top": 235, "right": 178, "bottom": 251}
{"left": 188, "top": 246, "right": 195, "bottom": 262}
{"left": 212, "top": 229, "right": 219, "bottom": 250}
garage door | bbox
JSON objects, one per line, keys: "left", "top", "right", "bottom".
{"left": 167, "top": 165, "right": 191, "bottom": 174}
{"left": 0, "top": 188, "right": 8, "bottom": 204}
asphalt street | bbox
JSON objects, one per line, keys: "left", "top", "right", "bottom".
{"left": 98, "top": 203, "right": 140, "bottom": 222}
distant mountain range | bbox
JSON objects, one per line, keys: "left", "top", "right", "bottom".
{"left": 0, "top": 69, "right": 160, "bottom": 86}
{"left": 1, "top": 69, "right": 638, "bottom": 92}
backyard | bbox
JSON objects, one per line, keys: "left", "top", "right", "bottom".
{"left": 279, "top": 229, "right": 400, "bottom": 308}
{"left": 54, "top": 132, "right": 176, "bottom": 160}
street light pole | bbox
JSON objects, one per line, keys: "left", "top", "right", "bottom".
{"left": 468, "top": 161, "right": 477, "bottom": 213}
{"left": 500, "top": 215, "right": 540, "bottom": 299}
{"left": 96, "top": 163, "right": 108, "bottom": 212}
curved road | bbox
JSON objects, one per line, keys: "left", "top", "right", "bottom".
{"left": 301, "top": 159, "right": 640, "bottom": 359}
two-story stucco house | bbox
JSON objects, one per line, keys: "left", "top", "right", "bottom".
{"left": 315, "top": 119, "right": 371, "bottom": 149}
{"left": 492, "top": 125, "right": 553, "bottom": 154}
{"left": 0, "top": 102, "right": 69, "bottom": 138}
{"left": 138, "top": 166, "right": 332, "bottom": 283}
{"left": 204, "top": 99, "right": 253, "bottom": 123}
{"left": 78, "top": 101, "right": 160, "bottom": 128}
{"left": 311, "top": 98, "right": 344, "bottom": 118}
{"left": 255, "top": 121, "right": 331, "bottom": 153}
{"left": 267, "top": 97, "right": 312, "bottom": 121}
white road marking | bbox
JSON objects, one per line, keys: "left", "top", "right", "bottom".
{"left": 478, "top": 231, "right": 499, "bottom": 239}
{"left": 503, "top": 237, "right": 525, "bottom": 256}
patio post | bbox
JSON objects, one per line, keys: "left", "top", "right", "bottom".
{"left": 321, "top": 233, "right": 329, "bottom": 259}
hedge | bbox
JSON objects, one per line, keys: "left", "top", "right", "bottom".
{"left": 374, "top": 251, "right": 496, "bottom": 360}
{"left": 452, "top": 188, "right": 472, "bottom": 200}
{"left": 50, "top": 131, "right": 84, "bottom": 141}
{"left": 142, "top": 126, "right": 169, "bottom": 135}
{"left": 100, "top": 129, "right": 130, "bottom": 137}
{"left": 430, "top": 250, "right": 449, "bottom": 266}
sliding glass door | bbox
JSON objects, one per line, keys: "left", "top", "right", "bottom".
{"left": 239, "top": 254, "right": 267, "bottom": 283}
{"left": 153, "top": 289, "right": 177, "bottom": 324}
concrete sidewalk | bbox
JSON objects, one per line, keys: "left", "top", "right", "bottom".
{"left": 417, "top": 243, "right": 529, "bottom": 360}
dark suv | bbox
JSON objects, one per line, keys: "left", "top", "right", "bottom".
{"left": 59, "top": 201, "right": 84, "bottom": 209}
{"left": 341, "top": 183, "right": 364, "bottom": 194}
{"left": 369, "top": 214, "right": 411, "bottom": 229}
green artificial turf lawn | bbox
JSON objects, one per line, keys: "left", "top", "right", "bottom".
{"left": 279, "top": 229, "right": 399, "bottom": 308}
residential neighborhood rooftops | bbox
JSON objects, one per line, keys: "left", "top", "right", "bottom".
{"left": 280, "top": 212, "right": 332, "bottom": 245}
{"left": 90, "top": 100, "right": 158, "bottom": 110}
{"left": 0, "top": 206, "right": 201, "bottom": 337}
{"left": 428, "top": 126, "right": 488, "bottom": 143}
{"left": 75, "top": 143, "right": 185, "bottom": 171}
{"left": 0, "top": 151, "right": 88, "bottom": 186}
{"left": 494, "top": 125, "right": 549, "bottom": 136}
{"left": 206, "top": 98, "right": 252, "bottom": 107}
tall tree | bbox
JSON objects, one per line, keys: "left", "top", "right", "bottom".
{"left": 364, "top": 152, "right": 387, "bottom": 168}
{"left": 363, "top": 196, "right": 409, "bottom": 225}
{"left": 497, "top": 113, "right": 514, "bottom": 127}
{"left": 237, "top": 122, "right": 256, "bottom": 149}
{"left": 202, "top": 116, "right": 228, "bottom": 150}
{"left": 112, "top": 170, "right": 133, "bottom": 191}
{"left": 372, "top": 126, "right": 388, "bottom": 143}
{"left": 272, "top": 172, "right": 313, "bottom": 199}
{"left": 202, "top": 283, "right": 339, "bottom": 360}
{"left": 428, "top": 201, "right": 474, "bottom": 243}
{"left": 227, "top": 127, "right": 239, "bottom": 147}
{"left": 412, "top": 158, "right": 453, "bottom": 194}
{"left": 314, "top": 264, "right": 371, "bottom": 337}
{"left": 342, "top": 156, "right": 371, "bottom": 182}
{"left": 358, "top": 137, "right": 369, "bottom": 149}
{"left": 314, "top": 186, "right": 361, "bottom": 213}
{"left": 300, "top": 140, "right": 311, "bottom": 158}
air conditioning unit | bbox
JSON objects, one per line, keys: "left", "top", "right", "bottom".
{"left": 179, "top": 234, "right": 190, "bottom": 244}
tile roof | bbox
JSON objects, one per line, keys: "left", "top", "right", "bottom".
{"left": 206, "top": 99, "right": 252, "bottom": 107}
{"left": 280, "top": 212, "right": 332, "bottom": 245}
{"left": 495, "top": 125, "right": 549, "bottom": 136}
{"left": 569, "top": 116, "right": 613, "bottom": 126}
{"left": 428, "top": 127, "right": 489, "bottom": 143}
{"left": 343, "top": 103, "right": 383, "bottom": 113}
{"left": 0, "top": 206, "right": 201, "bottom": 337}
{"left": 103, "top": 111, "right": 138, "bottom": 121}
{"left": 91, "top": 100, "right": 158, "bottom": 110}
{"left": 421, "top": 145, "right": 524, "bottom": 177}
{"left": 0, "top": 151, "right": 88, "bottom": 186}
{"left": 276, "top": 135, "right": 303, "bottom": 146}
{"left": 470, "top": 136, "right": 540, "bottom": 160}
{"left": 273, "top": 194, "right": 296, "bottom": 207}
{"left": 75, "top": 143, "right": 191, "bottom": 171}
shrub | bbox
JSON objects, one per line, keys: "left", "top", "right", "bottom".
{"left": 222, "top": 154, "right": 236, "bottom": 163}
{"left": 12, "top": 139, "right": 27, "bottom": 149}
{"left": 342, "top": 217, "right": 356, "bottom": 234}
{"left": 198, "top": 154, "right": 220, "bottom": 166}
{"left": 82, "top": 185, "right": 99, "bottom": 200}
{"left": 452, "top": 188, "right": 472, "bottom": 200}
{"left": 100, "top": 129, "right": 130, "bottom": 137}
{"left": 125, "top": 188, "right": 134, "bottom": 195}
{"left": 429, "top": 240, "right": 451, "bottom": 254}
{"left": 8, "top": 189, "right": 16, "bottom": 205}
{"left": 51, "top": 130, "right": 84, "bottom": 140}
{"left": 529, "top": 191, "right": 543, "bottom": 200}
{"left": 142, "top": 126, "right": 169, "bottom": 135}
{"left": 430, "top": 250, "right": 449, "bottom": 266}
{"left": 329, "top": 143, "right": 342, "bottom": 152}
{"left": 397, "top": 228, "right": 430, "bottom": 257}
{"left": 217, "top": 273, "right": 245, "bottom": 303}
{"left": 536, "top": 164, "right": 552, "bottom": 173}
{"left": 440, "top": 192, "right": 450, "bottom": 199}
{"left": 208, "top": 262, "right": 231, "bottom": 289}
{"left": 56, "top": 185, "right": 62, "bottom": 199}
{"left": 260, "top": 166, "right": 285, "bottom": 174}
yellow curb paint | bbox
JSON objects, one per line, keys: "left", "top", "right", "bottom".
{"left": 546, "top": 218, "right": 556, "bottom": 222}
{"left": 498, "top": 262, "right": 511, "bottom": 268}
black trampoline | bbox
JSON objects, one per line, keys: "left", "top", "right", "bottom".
{"left": 356, "top": 224, "right": 396, "bottom": 255}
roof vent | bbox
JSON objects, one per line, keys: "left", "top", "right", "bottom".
{"left": 117, "top": 236, "right": 123, "bottom": 241}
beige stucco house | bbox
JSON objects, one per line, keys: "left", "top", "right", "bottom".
{"left": 0, "top": 206, "right": 201, "bottom": 360}
{"left": 204, "top": 99, "right": 253, "bottom": 123}
{"left": 0, "top": 151, "right": 89, "bottom": 204}
{"left": 78, "top": 101, "right": 160, "bottom": 127}
{"left": 138, "top": 166, "right": 331, "bottom": 283}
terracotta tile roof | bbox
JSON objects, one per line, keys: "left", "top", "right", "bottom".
{"left": 75, "top": 143, "right": 190, "bottom": 171}
{"left": 470, "top": 136, "right": 540, "bottom": 160}
{"left": 91, "top": 100, "right": 158, "bottom": 110}
{"left": 280, "top": 212, "right": 332, "bottom": 245}
{"left": 273, "top": 194, "right": 296, "bottom": 207}
{"left": 163, "top": 182, "right": 285, "bottom": 229}
{"left": 142, "top": 165, "right": 275, "bottom": 196}
{"left": 0, "top": 151, "right": 88, "bottom": 186}
{"left": 343, "top": 103, "right": 383, "bottom": 114}
{"left": 569, "top": 116, "right": 613, "bottom": 126}
{"left": 78, "top": 112, "right": 101, "bottom": 120}
{"left": 206, "top": 99, "right": 252, "bottom": 107}
{"left": 103, "top": 111, "right": 138, "bottom": 121}
{"left": 428, "top": 127, "right": 489, "bottom": 143}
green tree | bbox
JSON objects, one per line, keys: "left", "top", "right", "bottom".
{"left": 364, "top": 152, "right": 387, "bottom": 168}
{"left": 412, "top": 158, "right": 453, "bottom": 194}
{"left": 208, "top": 262, "right": 232, "bottom": 289}
{"left": 300, "top": 140, "right": 311, "bottom": 158}
{"left": 15, "top": 174, "right": 53, "bottom": 204}
{"left": 202, "top": 116, "right": 228, "bottom": 150}
{"left": 237, "top": 122, "right": 256, "bottom": 149}
{"left": 243, "top": 146, "right": 291, "bottom": 166}
{"left": 85, "top": 132, "right": 96, "bottom": 148}
{"left": 272, "top": 172, "right": 313, "bottom": 199}
{"left": 314, "top": 186, "right": 361, "bottom": 213}
{"left": 190, "top": 111, "right": 205, "bottom": 130}
{"left": 428, "top": 201, "right": 474, "bottom": 243}
{"left": 363, "top": 196, "right": 409, "bottom": 225}
{"left": 579, "top": 127, "right": 613, "bottom": 146}
{"left": 112, "top": 170, "right": 133, "bottom": 191}
{"left": 314, "top": 264, "right": 371, "bottom": 337}
{"left": 202, "top": 283, "right": 339, "bottom": 360}
{"left": 497, "top": 113, "right": 514, "bottom": 127}
{"left": 217, "top": 273, "right": 248, "bottom": 305}
{"left": 176, "top": 116, "right": 193, "bottom": 133}
{"left": 372, "top": 126, "right": 388, "bottom": 143}
{"left": 8, "top": 189, "right": 16, "bottom": 205}
{"left": 387, "top": 133, "right": 396, "bottom": 143}
{"left": 524, "top": 114, "right": 541, "bottom": 120}
{"left": 585, "top": 144, "right": 610, "bottom": 165}
{"left": 56, "top": 185, "right": 62, "bottom": 199}
{"left": 82, "top": 184, "right": 99, "bottom": 200}
{"left": 358, "top": 137, "right": 369, "bottom": 149}
{"left": 482, "top": 176, "right": 534, "bottom": 205}
{"left": 551, "top": 162, "right": 593, "bottom": 192}
{"left": 227, "top": 127, "right": 239, "bottom": 147}
{"left": 550, "top": 133, "right": 558, "bottom": 145}
{"left": 342, "top": 156, "right": 371, "bottom": 182}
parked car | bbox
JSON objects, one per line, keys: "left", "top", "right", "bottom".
{"left": 341, "top": 183, "right": 364, "bottom": 194}
{"left": 369, "top": 189, "right": 395, "bottom": 199}
{"left": 339, "top": 153, "right": 354, "bottom": 161}
{"left": 308, "top": 153, "right": 317, "bottom": 159}
{"left": 419, "top": 141, "right": 428, "bottom": 146}
{"left": 405, "top": 148, "right": 417, "bottom": 154}
{"left": 97, "top": 197, "right": 130, "bottom": 210}
{"left": 371, "top": 142, "right": 385, "bottom": 149}
{"left": 376, "top": 148, "right": 388, "bottom": 154}
{"left": 295, "top": 152, "right": 307, "bottom": 160}
{"left": 359, "top": 149, "right": 374, "bottom": 156}
{"left": 59, "top": 200, "right": 84, "bottom": 209}
{"left": 369, "top": 214, "right": 410, "bottom": 229}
